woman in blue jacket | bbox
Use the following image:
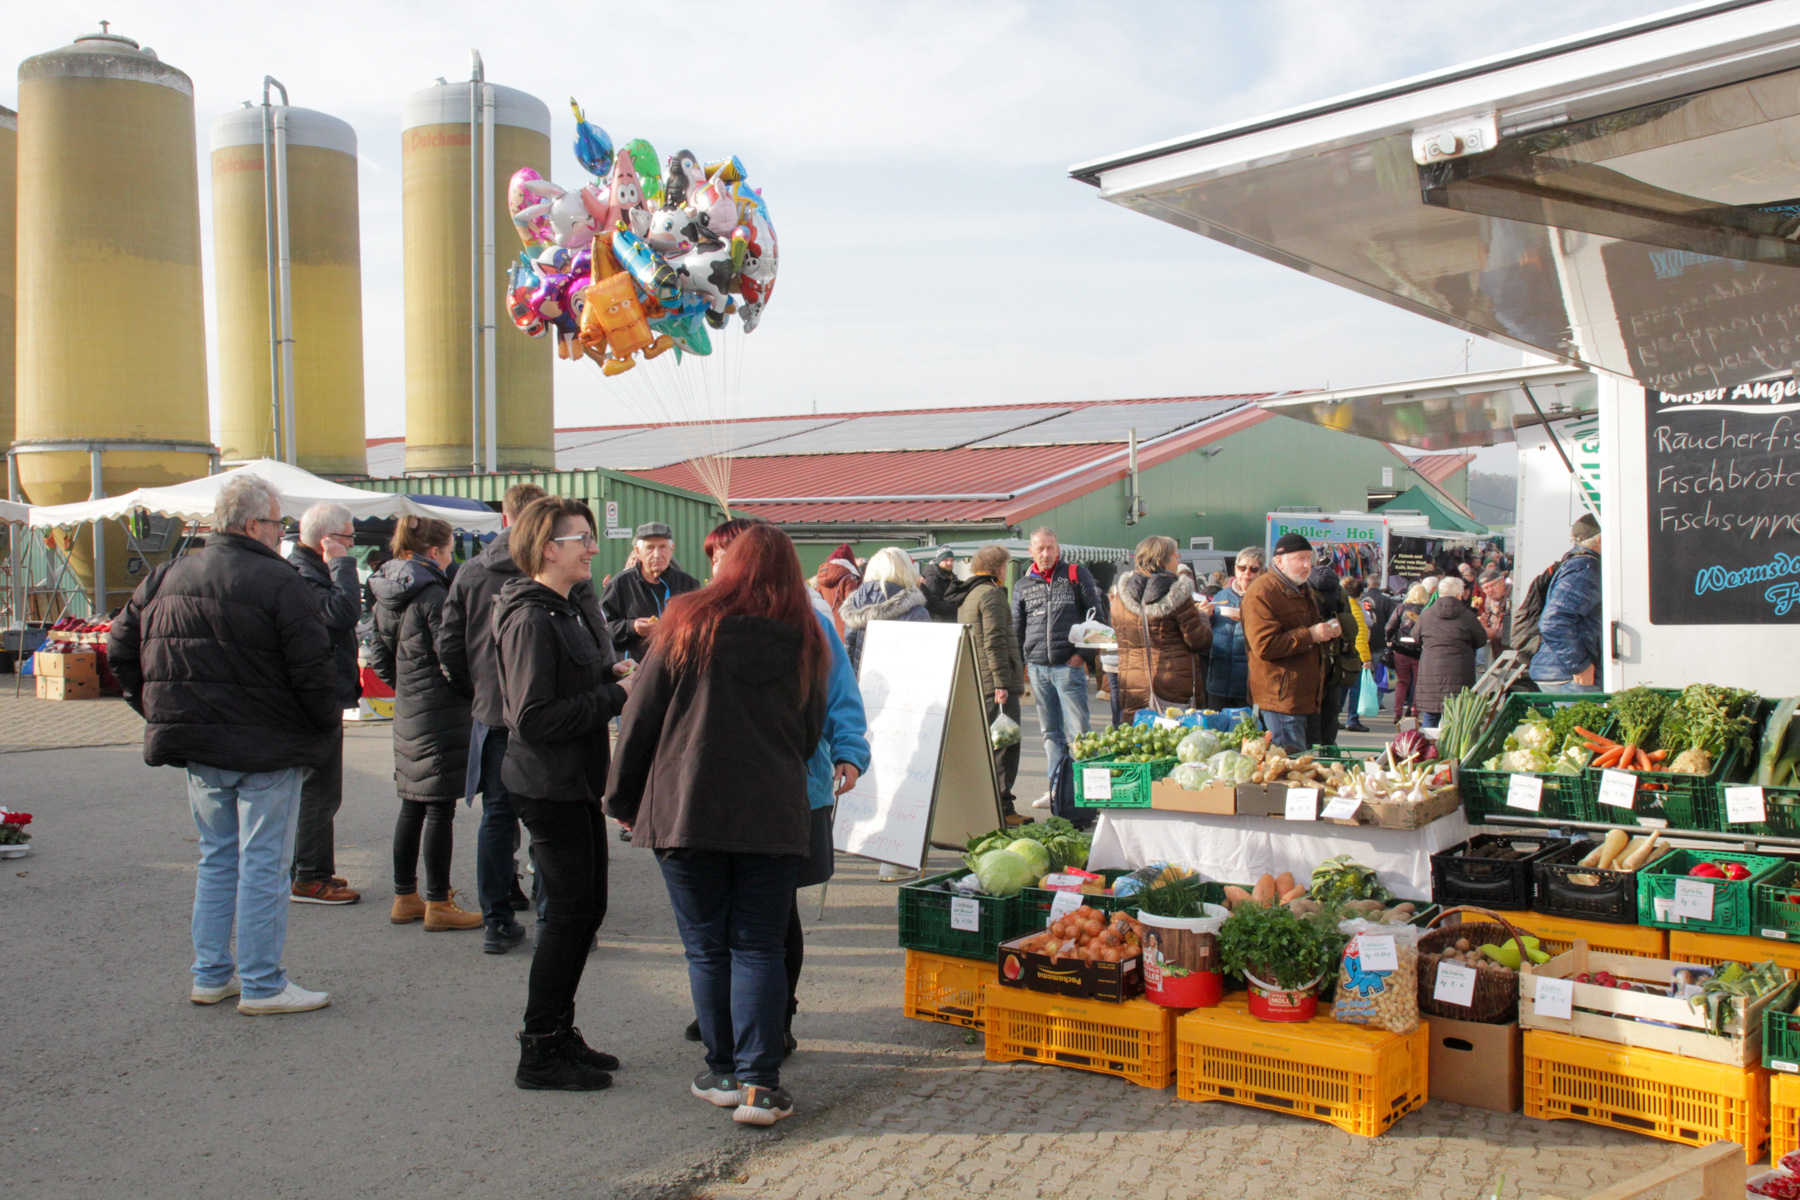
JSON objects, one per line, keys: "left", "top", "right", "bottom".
{"left": 682, "top": 518, "right": 872, "bottom": 1055}
{"left": 1205, "top": 547, "right": 1264, "bottom": 709}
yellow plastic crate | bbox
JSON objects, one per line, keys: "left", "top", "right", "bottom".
{"left": 1522, "top": 1029, "right": 1768, "bottom": 1163}
{"left": 1774, "top": 1071, "right": 1800, "bottom": 1168}
{"left": 1490, "top": 910, "right": 1667, "bottom": 959}
{"left": 1175, "top": 994, "right": 1429, "bottom": 1137}
{"left": 981, "top": 982, "right": 1175, "bottom": 1089}
{"left": 903, "top": 949, "right": 989, "bottom": 1030}
{"left": 1670, "top": 930, "right": 1800, "bottom": 978}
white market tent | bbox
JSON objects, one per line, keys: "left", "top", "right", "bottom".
{"left": 26, "top": 459, "right": 501, "bottom": 532}
{"left": 0, "top": 499, "right": 30, "bottom": 525}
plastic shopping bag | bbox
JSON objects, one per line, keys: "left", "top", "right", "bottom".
{"left": 990, "top": 712, "right": 1022, "bottom": 751}
{"left": 1357, "top": 668, "right": 1380, "bottom": 718}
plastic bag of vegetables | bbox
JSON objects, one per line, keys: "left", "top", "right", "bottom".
{"left": 1176, "top": 728, "right": 1224, "bottom": 764}
{"left": 1204, "top": 749, "right": 1256, "bottom": 784}
{"left": 989, "top": 712, "right": 1022, "bottom": 751}
{"left": 1171, "top": 762, "right": 1213, "bottom": 790}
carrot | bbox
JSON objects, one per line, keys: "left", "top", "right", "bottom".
{"left": 1594, "top": 746, "right": 1625, "bottom": 768}
{"left": 1622, "top": 745, "right": 1642, "bottom": 771}
{"left": 1575, "top": 727, "right": 1614, "bottom": 746}
{"left": 1646, "top": 749, "right": 1668, "bottom": 763}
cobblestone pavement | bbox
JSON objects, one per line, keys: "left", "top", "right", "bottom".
{"left": 0, "top": 692, "right": 144, "bottom": 752}
{"left": 703, "top": 1039, "right": 1674, "bottom": 1200}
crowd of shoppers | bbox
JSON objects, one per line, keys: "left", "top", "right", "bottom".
{"left": 111, "top": 472, "right": 1539, "bottom": 1128}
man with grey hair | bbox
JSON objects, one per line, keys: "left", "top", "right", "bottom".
{"left": 109, "top": 474, "right": 340, "bottom": 1015}
{"left": 289, "top": 501, "right": 362, "bottom": 905}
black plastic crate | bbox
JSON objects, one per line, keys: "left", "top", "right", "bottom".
{"left": 1430, "top": 834, "right": 1570, "bottom": 912}
{"left": 1531, "top": 838, "right": 1644, "bottom": 925}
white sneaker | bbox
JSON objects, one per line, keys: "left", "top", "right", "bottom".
{"left": 190, "top": 976, "right": 241, "bottom": 1005}
{"left": 237, "top": 981, "right": 330, "bottom": 1016}
{"left": 1030, "top": 794, "right": 1052, "bottom": 810}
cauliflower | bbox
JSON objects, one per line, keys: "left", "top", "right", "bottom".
{"left": 1510, "top": 718, "right": 1557, "bottom": 752}
{"left": 1495, "top": 748, "right": 1551, "bottom": 774}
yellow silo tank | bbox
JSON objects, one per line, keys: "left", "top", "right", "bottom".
{"left": 16, "top": 30, "right": 212, "bottom": 609}
{"left": 211, "top": 104, "right": 366, "bottom": 476}
{"left": 401, "top": 80, "right": 553, "bottom": 474}
{"left": 0, "top": 106, "right": 15, "bottom": 452}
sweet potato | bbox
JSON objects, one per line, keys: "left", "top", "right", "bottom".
{"left": 1279, "top": 886, "right": 1308, "bottom": 903}
{"left": 1252, "top": 874, "right": 1277, "bottom": 906}
{"left": 1223, "top": 886, "right": 1252, "bottom": 907}
{"left": 1275, "top": 872, "right": 1295, "bottom": 896}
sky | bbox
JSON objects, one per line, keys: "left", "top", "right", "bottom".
{"left": 5, "top": 0, "right": 1678, "bottom": 473}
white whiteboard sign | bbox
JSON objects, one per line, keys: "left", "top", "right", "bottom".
{"left": 833, "top": 622, "right": 1002, "bottom": 868}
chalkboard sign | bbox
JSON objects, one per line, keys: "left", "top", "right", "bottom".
{"left": 1646, "top": 379, "right": 1800, "bottom": 624}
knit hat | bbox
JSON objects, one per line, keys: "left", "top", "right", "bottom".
{"left": 1273, "top": 532, "right": 1312, "bottom": 556}
{"left": 1571, "top": 513, "right": 1600, "bottom": 542}
{"left": 933, "top": 547, "right": 955, "bottom": 564}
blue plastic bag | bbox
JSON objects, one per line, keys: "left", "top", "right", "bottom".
{"left": 1357, "top": 669, "right": 1380, "bottom": 718}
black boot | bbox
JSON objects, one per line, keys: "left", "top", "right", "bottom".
{"left": 515, "top": 1029, "right": 612, "bottom": 1091}
{"left": 561, "top": 1009, "right": 620, "bottom": 1071}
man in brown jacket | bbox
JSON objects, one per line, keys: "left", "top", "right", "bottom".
{"left": 958, "top": 544, "right": 1026, "bottom": 823}
{"left": 1241, "top": 532, "right": 1341, "bottom": 751}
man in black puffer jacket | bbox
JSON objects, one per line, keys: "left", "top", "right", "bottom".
{"left": 439, "top": 484, "right": 610, "bottom": 950}
{"left": 109, "top": 474, "right": 339, "bottom": 1016}
{"left": 1010, "top": 527, "right": 1108, "bottom": 809}
{"left": 288, "top": 502, "right": 364, "bottom": 906}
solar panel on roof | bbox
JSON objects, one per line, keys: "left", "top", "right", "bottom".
{"left": 556, "top": 417, "right": 844, "bottom": 470}
{"left": 731, "top": 407, "right": 1070, "bottom": 456}
{"left": 555, "top": 426, "right": 648, "bottom": 451}
{"left": 967, "top": 398, "right": 1249, "bottom": 446}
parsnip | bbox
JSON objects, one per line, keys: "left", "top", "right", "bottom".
{"left": 1594, "top": 828, "right": 1630, "bottom": 870}
{"left": 1619, "top": 830, "right": 1661, "bottom": 872}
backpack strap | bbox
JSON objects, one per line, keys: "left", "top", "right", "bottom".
{"left": 1067, "top": 563, "right": 1078, "bottom": 585}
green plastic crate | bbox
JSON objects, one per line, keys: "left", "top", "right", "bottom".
{"left": 897, "top": 871, "right": 1028, "bottom": 959}
{"left": 1585, "top": 696, "right": 1764, "bottom": 832}
{"left": 1018, "top": 868, "right": 1138, "bottom": 926}
{"left": 1755, "top": 863, "right": 1800, "bottom": 942}
{"left": 1459, "top": 693, "right": 1612, "bottom": 824}
{"left": 1072, "top": 755, "right": 1178, "bottom": 808}
{"left": 1763, "top": 982, "right": 1800, "bottom": 1073}
{"left": 1636, "top": 849, "right": 1786, "bottom": 935}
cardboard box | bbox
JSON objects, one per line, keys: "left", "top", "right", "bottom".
{"left": 1234, "top": 781, "right": 1292, "bottom": 817}
{"left": 1427, "top": 1015, "right": 1522, "bottom": 1112}
{"left": 34, "top": 650, "right": 97, "bottom": 681}
{"left": 996, "top": 934, "right": 1143, "bottom": 1002}
{"left": 1149, "top": 775, "right": 1236, "bottom": 815}
{"left": 37, "top": 674, "right": 98, "bottom": 701}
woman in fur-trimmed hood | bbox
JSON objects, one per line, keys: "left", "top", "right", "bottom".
{"left": 838, "top": 547, "right": 931, "bottom": 673}
{"left": 1111, "top": 535, "right": 1213, "bottom": 720}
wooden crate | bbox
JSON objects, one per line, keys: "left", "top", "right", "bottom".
{"left": 1519, "top": 946, "right": 1783, "bottom": 1067}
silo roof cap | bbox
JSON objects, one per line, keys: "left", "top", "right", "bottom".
{"left": 19, "top": 26, "right": 192, "bottom": 96}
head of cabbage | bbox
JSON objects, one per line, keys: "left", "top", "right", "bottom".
{"left": 1177, "top": 728, "right": 1225, "bottom": 763}
{"left": 1171, "top": 762, "right": 1212, "bottom": 790}
{"left": 975, "top": 848, "right": 1037, "bottom": 897}
{"left": 1004, "top": 838, "right": 1051, "bottom": 878}
{"left": 1204, "top": 750, "right": 1256, "bottom": 784}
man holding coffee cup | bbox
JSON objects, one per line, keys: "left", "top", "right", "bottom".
{"left": 1240, "top": 532, "right": 1337, "bottom": 752}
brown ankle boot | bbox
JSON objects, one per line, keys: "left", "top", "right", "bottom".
{"left": 391, "top": 890, "right": 426, "bottom": 925}
{"left": 424, "top": 891, "right": 483, "bottom": 932}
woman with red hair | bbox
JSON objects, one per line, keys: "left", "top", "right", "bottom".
{"left": 605, "top": 523, "right": 827, "bottom": 1126}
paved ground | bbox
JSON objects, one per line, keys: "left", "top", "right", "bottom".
{"left": 0, "top": 691, "right": 143, "bottom": 753}
{"left": 2, "top": 687, "right": 1684, "bottom": 1200}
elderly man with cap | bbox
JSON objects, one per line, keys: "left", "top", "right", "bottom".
{"left": 918, "top": 547, "right": 973, "bottom": 622}
{"left": 1530, "top": 514, "right": 1603, "bottom": 693}
{"left": 1476, "top": 567, "right": 1511, "bottom": 661}
{"left": 601, "top": 521, "right": 701, "bottom": 664}
{"left": 1240, "top": 532, "right": 1341, "bottom": 752}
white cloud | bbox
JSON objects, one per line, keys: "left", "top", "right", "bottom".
{"left": 3, "top": 0, "right": 1666, "bottom": 450}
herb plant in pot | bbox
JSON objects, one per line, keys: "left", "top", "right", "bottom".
{"left": 1134, "top": 874, "right": 1229, "bottom": 1009}
{"left": 1219, "top": 899, "right": 1345, "bottom": 1021}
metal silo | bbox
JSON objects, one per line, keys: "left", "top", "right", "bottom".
{"left": 401, "top": 65, "right": 553, "bottom": 474}
{"left": 15, "top": 28, "right": 213, "bottom": 611}
{"left": 212, "top": 96, "right": 366, "bottom": 476}
{"left": 0, "top": 105, "right": 15, "bottom": 453}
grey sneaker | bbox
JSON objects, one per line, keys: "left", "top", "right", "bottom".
{"left": 691, "top": 1070, "right": 744, "bottom": 1107}
{"left": 733, "top": 1085, "right": 793, "bottom": 1126}
{"left": 190, "top": 976, "right": 241, "bottom": 1005}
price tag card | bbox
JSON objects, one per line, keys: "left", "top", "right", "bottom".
{"left": 1285, "top": 787, "right": 1319, "bottom": 822}
{"left": 1674, "top": 878, "right": 1716, "bottom": 921}
{"left": 1433, "top": 961, "right": 1477, "bottom": 1007}
{"left": 1534, "top": 976, "right": 1575, "bottom": 1021}
{"left": 1082, "top": 766, "right": 1113, "bottom": 801}
{"left": 949, "top": 896, "right": 980, "bottom": 932}
{"left": 1154, "top": 716, "right": 1182, "bottom": 730}
{"left": 1506, "top": 774, "right": 1544, "bottom": 812}
{"left": 1320, "top": 795, "right": 1362, "bottom": 820}
{"left": 1725, "top": 786, "right": 1768, "bottom": 825}
{"left": 1358, "top": 934, "right": 1398, "bottom": 972}
{"left": 1047, "top": 891, "right": 1082, "bottom": 925}
{"left": 1597, "top": 768, "right": 1638, "bottom": 809}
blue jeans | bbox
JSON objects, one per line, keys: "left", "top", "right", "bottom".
{"left": 658, "top": 850, "right": 801, "bottom": 1089}
{"left": 1029, "top": 662, "right": 1091, "bottom": 788}
{"left": 1257, "top": 709, "right": 1309, "bottom": 753}
{"left": 1537, "top": 680, "right": 1599, "bottom": 694}
{"left": 473, "top": 724, "right": 537, "bottom": 925}
{"left": 187, "top": 763, "right": 304, "bottom": 1000}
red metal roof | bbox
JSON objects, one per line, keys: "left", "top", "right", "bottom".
{"left": 1408, "top": 451, "right": 1476, "bottom": 488}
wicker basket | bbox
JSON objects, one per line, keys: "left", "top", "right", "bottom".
{"left": 1417, "top": 905, "right": 1531, "bottom": 1024}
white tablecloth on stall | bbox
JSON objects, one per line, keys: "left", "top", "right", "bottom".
{"left": 1087, "top": 809, "right": 1473, "bottom": 900}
